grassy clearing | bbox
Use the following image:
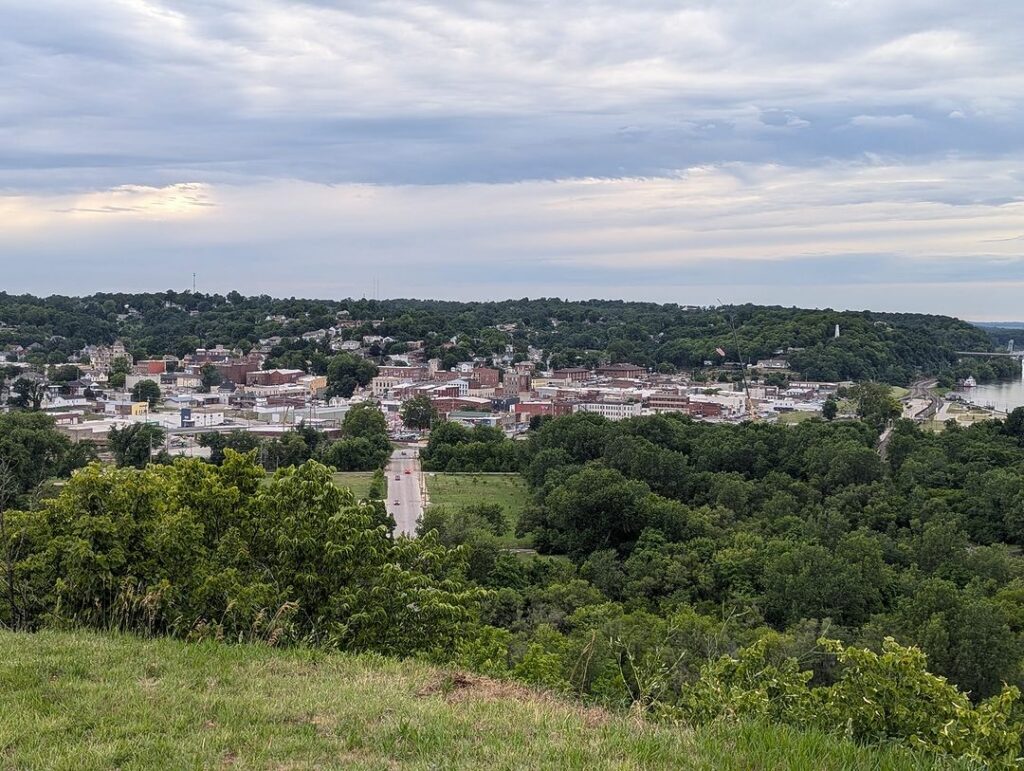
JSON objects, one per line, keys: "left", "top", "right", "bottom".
{"left": 775, "top": 411, "right": 817, "bottom": 425}
{"left": 331, "top": 471, "right": 377, "bottom": 500}
{"left": 0, "top": 630, "right": 955, "bottom": 770}
{"left": 425, "top": 473, "right": 532, "bottom": 547}
{"left": 890, "top": 386, "right": 911, "bottom": 399}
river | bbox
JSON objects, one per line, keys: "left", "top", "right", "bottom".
{"left": 963, "top": 371, "right": 1024, "bottom": 413}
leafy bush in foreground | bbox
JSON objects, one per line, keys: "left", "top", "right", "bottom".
{"left": 1, "top": 452, "right": 483, "bottom": 655}
{"left": 678, "top": 637, "right": 1022, "bottom": 767}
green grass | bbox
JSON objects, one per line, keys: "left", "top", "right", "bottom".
{"left": 425, "top": 473, "right": 532, "bottom": 547}
{"left": 0, "top": 630, "right": 957, "bottom": 770}
{"left": 890, "top": 386, "right": 911, "bottom": 400}
{"left": 776, "top": 411, "right": 816, "bottom": 424}
{"left": 331, "top": 472, "right": 377, "bottom": 499}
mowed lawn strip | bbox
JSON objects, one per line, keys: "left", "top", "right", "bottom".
{"left": 0, "top": 630, "right": 956, "bottom": 771}
{"left": 425, "top": 472, "right": 532, "bottom": 547}
{"left": 331, "top": 471, "right": 377, "bottom": 500}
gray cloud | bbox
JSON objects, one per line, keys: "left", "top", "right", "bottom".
{"left": 1, "top": 0, "right": 1023, "bottom": 317}
{"left": 2, "top": 0, "right": 1022, "bottom": 188}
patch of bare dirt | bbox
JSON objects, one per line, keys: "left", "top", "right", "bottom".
{"left": 416, "top": 672, "right": 609, "bottom": 727}
{"left": 138, "top": 676, "right": 160, "bottom": 690}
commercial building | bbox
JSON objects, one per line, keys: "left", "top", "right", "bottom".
{"left": 246, "top": 369, "right": 305, "bottom": 387}
{"left": 378, "top": 365, "right": 428, "bottom": 381}
{"left": 472, "top": 367, "right": 500, "bottom": 387}
{"left": 574, "top": 401, "right": 642, "bottom": 421}
{"left": 646, "top": 393, "right": 690, "bottom": 413}
{"left": 552, "top": 367, "right": 590, "bottom": 383}
{"left": 448, "top": 411, "right": 504, "bottom": 428}
{"left": 755, "top": 358, "right": 790, "bottom": 370}
{"left": 134, "top": 359, "right": 167, "bottom": 376}
{"left": 596, "top": 363, "right": 646, "bottom": 379}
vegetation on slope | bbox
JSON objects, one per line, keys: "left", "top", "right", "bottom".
{"left": 3, "top": 442, "right": 1023, "bottom": 766}
{"left": 0, "top": 291, "right": 996, "bottom": 384}
{"left": 0, "top": 629, "right": 960, "bottom": 770}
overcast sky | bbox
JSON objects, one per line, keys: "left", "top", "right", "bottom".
{"left": 1, "top": 1, "right": 1022, "bottom": 319}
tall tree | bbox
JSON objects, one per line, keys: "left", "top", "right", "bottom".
{"left": 108, "top": 356, "right": 131, "bottom": 388}
{"left": 8, "top": 378, "right": 45, "bottom": 411}
{"left": 199, "top": 364, "right": 222, "bottom": 393}
{"left": 131, "top": 379, "right": 162, "bottom": 408}
{"left": 850, "top": 381, "right": 900, "bottom": 432}
{"left": 400, "top": 394, "right": 437, "bottom": 430}
{"left": 108, "top": 423, "right": 165, "bottom": 469}
{"left": 0, "top": 412, "right": 92, "bottom": 501}
{"left": 343, "top": 402, "right": 389, "bottom": 441}
{"left": 326, "top": 353, "right": 378, "bottom": 399}
{"left": 822, "top": 397, "right": 838, "bottom": 421}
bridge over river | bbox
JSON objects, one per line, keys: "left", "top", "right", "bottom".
{"left": 955, "top": 351, "right": 1024, "bottom": 358}
{"left": 955, "top": 351, "right": 1024, "bottom": 374}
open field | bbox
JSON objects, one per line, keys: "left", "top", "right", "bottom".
{"left": 426, "top": 473, "right": 532, "bottom": 547}
{"left": 0, "top": 630, "right": 955, "bottom": 770}
{"left": 775, "top": 411, "right": 817, "bottom": 425}
{"left": 331, "top": 471, "right": 377, "bottom": 500}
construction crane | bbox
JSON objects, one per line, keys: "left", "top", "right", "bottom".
{"left": 719, "top": 301, "right": 758, "bottom": 422}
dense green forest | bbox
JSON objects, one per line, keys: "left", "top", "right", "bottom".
{"left": 5, "top": 409, "right": 1024, "bottom": 764}
{"left": 424, "top": 411, "right": 1024, "bottom": 695}
{"left": 0, "top": 291, "right": 998, "bottom": 384}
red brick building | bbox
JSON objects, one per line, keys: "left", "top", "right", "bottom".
{"left": 553, "top": 367, "right": 590, "bottom": 383}
{"left": 134, "top": 359, "right": 166, "bottom": 376}
{"left": 689, "top": 401, "right": 723, "bottom": 418}
{"left": 596, "top": 363, "right": 645, "bottom": 379}
{"left": 503, "top": 372, "right": 532, "bottom": 395}
{"left": 647, "top": 393, "right": 690, "bottom": 413}
{"left": 247, "top": 368, "right": 304, "bottom": 386}
{"left": 216, "top": 360, "right": 260, "bottom": 385}
{"left": 432, "top": 396, "right": 493, "bottom": 414}
{"left": 472, "top": 367, "right": 500, "bottom": 387}
{"left": 379, "top": 365, "right": 427, "bottom": 380}
{"left": 513, "top": 401, "right": 572, "bottom": 420}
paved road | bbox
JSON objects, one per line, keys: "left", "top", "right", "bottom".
{"left": 880, "top": 378, "right": 941, "bottom": 459}
{"left": 385, "top": 447, "right": 424, "bottom": 537}
{"left": 908, "top": 378, "right": 940, "bottom": 420}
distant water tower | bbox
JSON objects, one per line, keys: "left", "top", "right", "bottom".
{"left": 834, "top": 324, "right": 840, "bottom": 339}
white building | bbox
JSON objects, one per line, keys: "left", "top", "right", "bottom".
{"left": 573, "top": 402, "right": 642, "bottom": 421}
{"left": 187, "top": 408, "right": 225, "bottom": 428}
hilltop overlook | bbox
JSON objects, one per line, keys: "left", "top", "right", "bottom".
{"left": 1, "top": 629, "right": 959, "bottom": 770}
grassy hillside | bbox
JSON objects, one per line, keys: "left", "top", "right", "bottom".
{"left": 0, "top": 630, "right": 958, "bottom": 770}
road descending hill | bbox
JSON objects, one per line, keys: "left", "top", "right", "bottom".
{"left": 0, "top": 630, "right": 958, "bottom": 770}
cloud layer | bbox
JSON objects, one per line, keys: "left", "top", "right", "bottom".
{"left": 1, "top": 1, "right": 1022, "bottom": 316}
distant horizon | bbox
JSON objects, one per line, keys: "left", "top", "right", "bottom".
{"left": 5, "top": 285, "right": 1024, "bottom": 326}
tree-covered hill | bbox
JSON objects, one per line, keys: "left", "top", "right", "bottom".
{"left": 0, "top": 291, "right": 994, "bottom": 383}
